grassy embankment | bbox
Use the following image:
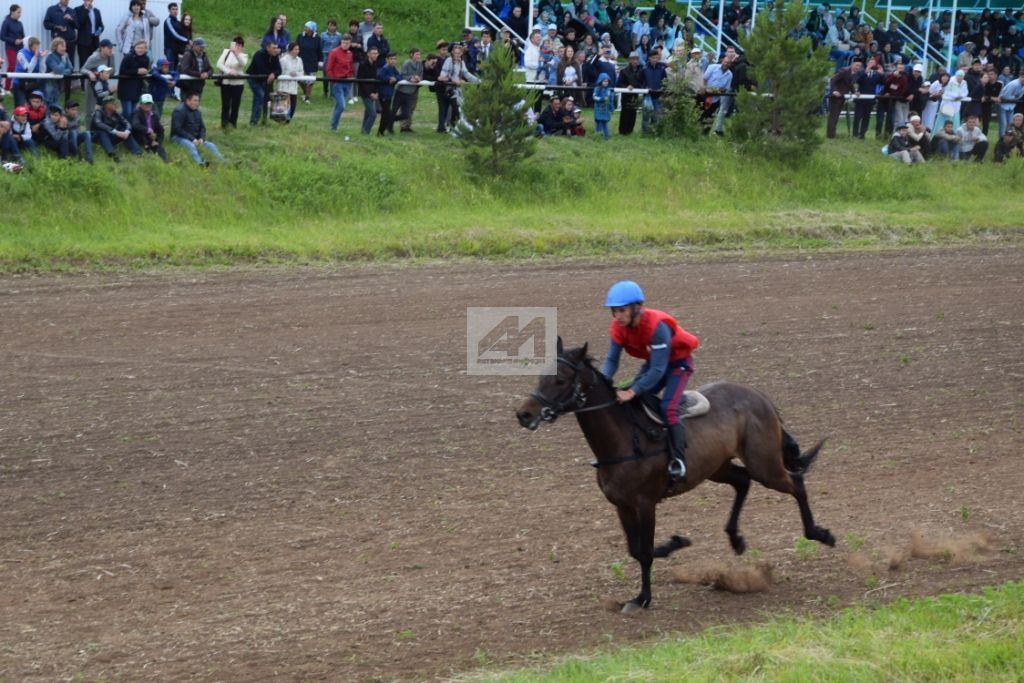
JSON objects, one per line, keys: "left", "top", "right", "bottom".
{"left": 471, "top": 580, "right": 1024, "bottom": 682}
{"left": 1, "top": 0, "right": 1021, "bottom": 270}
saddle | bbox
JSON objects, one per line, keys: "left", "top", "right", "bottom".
{"left": 638, "top": 391, "right": 710, "bottom": 426}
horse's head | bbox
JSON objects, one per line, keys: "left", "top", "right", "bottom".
{"left": 516, "top": 337, "right": 592, "bottom": 430}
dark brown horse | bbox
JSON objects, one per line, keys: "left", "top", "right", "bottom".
{"left": 515, "top": 339, "right": 835, "bottom": 612}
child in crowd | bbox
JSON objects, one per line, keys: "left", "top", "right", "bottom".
{"left": 593, "top": 72, "right": 613, "bottom": 140}
{"left": 149, "top": 57, "right": 179, "bottom": 119}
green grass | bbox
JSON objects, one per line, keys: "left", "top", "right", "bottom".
{"left": 467, "top": 580, "right": 1024, "bottom": 682}
{"left": 2, "top": 0, "right": 1021, "bottom": 271}
{"left": 3, "top": 90, "right": 1022, "bottom": 272}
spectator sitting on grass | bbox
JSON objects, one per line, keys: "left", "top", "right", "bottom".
{"left": 993, "top": 128, "right": 1022, "bottom": 162}
{"left": 907, "top": 115, "right": 932, "bottom": 159}
{"left": 562, "top": 95, "right": 585, "bottom": 136}
{"left": 170, "top": 91, "right": 224, "bottom": 165}
{"left": 932, "top": 119, "right": 961, "bottom": 159}
{"left": 888, "top": 121, "right": 925, "bottom": 164}
{"left": 10, "top": 105, "right": 37, "bottom": 157}
{"left": 90, "top": 95, "right": 141, "bottom": 162}
{"left": 0, "top": 119, "right": 26, "bottom": 164}
{"left": 39, "top": 103, "right": 71, "bottom": 159}
{"left": 537, "top": 95, "right": 568, "bottom": 136}
{"left": 130, "top": 93, "right": 168, "bottom": 162}
{"left": 955, "top": 114, "right": 988, "bottom": 162}
{"left": 63, "top": 100, "right": 94, "bottom": 163}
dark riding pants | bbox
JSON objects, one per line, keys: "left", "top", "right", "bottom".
{"left": 646, "top": 358, "right": 693, "bottom": 427}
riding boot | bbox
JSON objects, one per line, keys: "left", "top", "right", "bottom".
{"left": 667, "top": 423, "right": 687, "bottom": 480}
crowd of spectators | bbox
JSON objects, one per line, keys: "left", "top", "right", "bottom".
{"left": 1, "top": 0, "right": 1022, "bottom": 169}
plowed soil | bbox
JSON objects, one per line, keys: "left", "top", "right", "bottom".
{"left": 2, "top": 248, "right": 1022, "bottom": 682}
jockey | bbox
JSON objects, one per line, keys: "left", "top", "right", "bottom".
{"left": 600, "top": 280, "right": 699, "bottom": 480}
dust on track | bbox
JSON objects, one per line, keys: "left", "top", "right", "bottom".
{"left": 1, "top": 248, "right": 1022, "bottom": 682}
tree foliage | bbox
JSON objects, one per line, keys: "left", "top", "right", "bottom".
{"left": 458, "top": 41, "right": 537, "bottom": 177}
{"left": 655, "top": 75, "right": 704, "bottom": 141}
{"left": 731, "top": 0, "right": 834, "bottom": 164}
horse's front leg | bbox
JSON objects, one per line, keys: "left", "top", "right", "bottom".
{"left": 616, "top": 503, "right": 656, "bottom": 613}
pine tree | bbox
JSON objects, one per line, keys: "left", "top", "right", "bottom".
{"left": 457, "top": 41, "right": 537, "bottom": 177}
{"left": 731, "top": 0, "right": 834, "bottom": 164}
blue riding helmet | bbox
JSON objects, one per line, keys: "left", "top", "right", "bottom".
{"left": 605, "top": 280, "right": 645, "bottom": 307}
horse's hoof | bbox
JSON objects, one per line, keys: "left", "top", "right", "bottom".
{"left": 817, "top": 528, "right": 836, "bottom": 547}
{"left": 730, "top": 535, "right": 747, "bottom": 555}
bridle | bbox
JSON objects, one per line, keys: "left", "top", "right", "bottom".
{"left": 530, "top": 356, "right": 618, "bottom": 424}
{"left": 529, "top": 353, "right": 668, "bottom": 469}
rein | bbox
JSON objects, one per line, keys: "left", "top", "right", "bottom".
{"left": 532, "top": 356, "right": 667, "bottom": 469}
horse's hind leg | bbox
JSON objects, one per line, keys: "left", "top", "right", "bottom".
{"left": 653, "top": 534, "right": 691, "bottom": 558}
{"left": 710, "top": 462, "right": 751, "bottom": 555}
{"left": 790, "top": 472, "right": 836, "bottom": 547}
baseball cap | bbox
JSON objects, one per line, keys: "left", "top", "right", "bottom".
{"left": 547, "top": 24, "right": 558, "bottom": 31}
{"left": 13, "top": 106, "right": 29, "bottom": 116}
{"left": 304, "top": 21, "right": 317, "bottom": 31}
{"left": 909, "top": 115, "right": 921, "bottom": 122}
{"left": 101, "top": 95, "right": 117, "bottom": 105}
{"left": 65, "top": 100, "right": 79, "bottom": 109}
{"left": 48, "top": 104, "right": 63, "bottom": 113}
{"left": 193, "top": 37, "right": 206, "bottom": 47}
{"left": 912, "top": 63, "right": 923, "bottom": 72}
{"left": 690, "top": 47, "right": 701, "bottom": 53}
{"left": 98, "top": 38, "right": 113, "bottom": 48}
{"left": 896, "top": 121, "right": 908, "bottom": 129}
{"left": 629, "top": 50, "right": 639, "bottom": 58}
{"left": 156, "top": 56, "right": 170, "bottom": 66}
{"left": 363, "top": 8, "right": 374, "bottom": 14}
{"left": 139, "top": 93, "right": 154, "bottom": 104}
{"left": 29, "top": 90, "right": 44, "bottom": 99}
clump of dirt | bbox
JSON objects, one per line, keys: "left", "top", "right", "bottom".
{"left": 909, "top": 529, "right": 993, "bottom": 564}
{"left": 846, "top": 552, "right": 874, "bottom": 575}
{"left": 880, "top": 530, "right": 993, "bottom": 571}
{"left": 672, "top": 561, "right": 773, "bottom": 594}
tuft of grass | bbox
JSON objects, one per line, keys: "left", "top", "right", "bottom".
{"left": 795, "top": 536, "right": 819, "bottom": 560}
{"left": 471, "top": 581, "right": 1024, "bottom": 682}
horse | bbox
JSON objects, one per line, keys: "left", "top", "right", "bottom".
{"left": 515, "top": 338, "right": 835, "bottom": 613}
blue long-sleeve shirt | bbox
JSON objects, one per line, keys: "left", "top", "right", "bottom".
{"left": 377, "top": 63, "right": 399, "bottom": 100}
{"left": 600, "top": 321, "right": 671, "bottom": 395}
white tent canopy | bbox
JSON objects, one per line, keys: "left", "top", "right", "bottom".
{"left": 14, "top": 0, "right": 178, "bottom": 66}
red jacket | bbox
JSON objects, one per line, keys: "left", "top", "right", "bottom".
{"left": 609, "top": 307, "right": 698, "bottom": 363}
{"left": 325, "top": 46, "right": 354, "bottom": 79}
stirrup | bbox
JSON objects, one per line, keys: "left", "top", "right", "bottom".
{"left": 668, "top": 458, "right": 686, "bottom": 480}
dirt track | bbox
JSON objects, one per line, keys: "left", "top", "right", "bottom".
{"left": 1, "top": 248, "right": 1022, "bottom": 682}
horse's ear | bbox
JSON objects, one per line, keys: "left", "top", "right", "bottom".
{"left": 557, "top": 335, "right": 564, "bottom": 355}
{"left": 580, "top": 341, "right": 588, "bottom": 359}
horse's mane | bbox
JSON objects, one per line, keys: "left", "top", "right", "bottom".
{"left": 575, "top": 349, "right": 617, "bottom": 394}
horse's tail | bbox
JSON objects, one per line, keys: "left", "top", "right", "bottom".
{"left": 782, "top": 429, "right": 826, "bottom": 476}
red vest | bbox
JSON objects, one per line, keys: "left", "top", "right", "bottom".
{"left": 608, "top": 307, "right": 698, "bottom": 362}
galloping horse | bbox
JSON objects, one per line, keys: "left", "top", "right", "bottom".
{"left": 516, "top": 339, "right": 835, "bottom": 612}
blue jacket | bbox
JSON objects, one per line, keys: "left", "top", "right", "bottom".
{"left": 149, "top": 65, "right": 179, "bottom": 102}
{"left": 642, "top": 61, "right": 667, "bottom": 98}
{"left": 44, "top": 3, "right": 78, "bottom": 43}
{"left": 377, "top": 63, "right": 399, "bottom": 100}
{"left": 1, "top": 16, "right": 24, "bottom": 51}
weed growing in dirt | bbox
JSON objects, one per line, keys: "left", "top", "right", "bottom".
{"left": 960, "top": 505, "right": 972, "bottom": 523}
{"left": 795, "top": 537, "right": 819, "bottom": 560}
{"left": 846, "top": 533, "right": 866, "bottom": 552}
{"left": 610, "top": 561, "right": 626, "bottom": 582}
